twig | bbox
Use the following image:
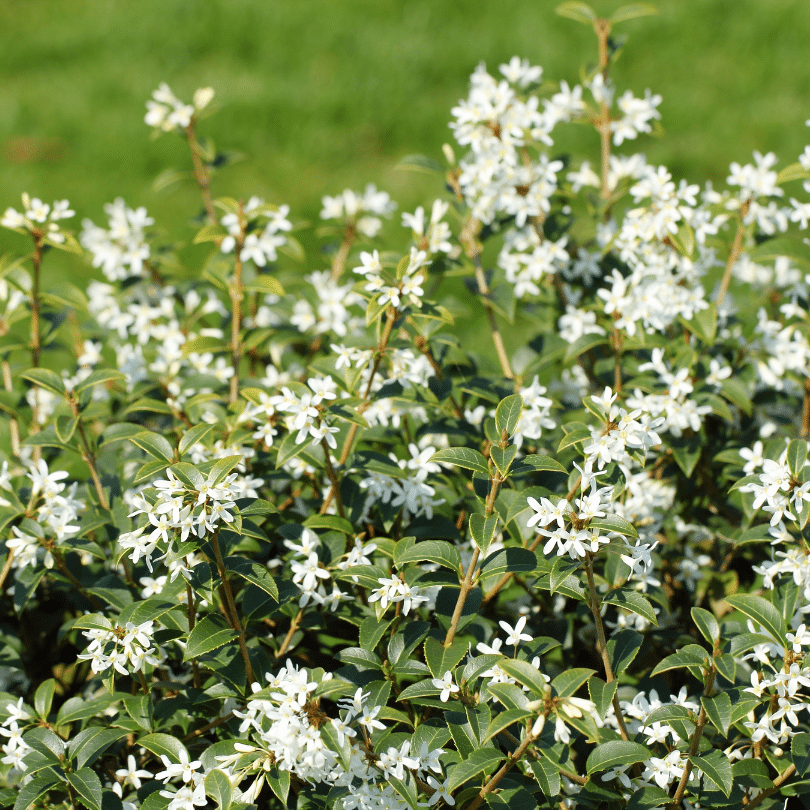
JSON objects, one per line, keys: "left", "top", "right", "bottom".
{"left": 184, "top": 120, "right": 217, "bottom": 225}
{"left": 460, "top": 219, "right": 513, "bottom": 379}
{"left": 584, "top": 555, "right": 631, "bottom": 742}
{"left": 276, "top": 608, "right": 304, "bottom": 658}
{"left": 330, "top": 222, "right": 357, "bottom": 281}
{"left": 210, "top": 532, "right": 255, "bottom": 685}
{"left": 466, "top": 727, "right": 538, "bottom": 810}
{"left": 668, "top": 667, "right": 717, "bottom": 809}
{"left": 743, "top": 763, "right": 796, "bottom": 810}
{"left": 716, "top": 200, "right": 749, "bottom": 309}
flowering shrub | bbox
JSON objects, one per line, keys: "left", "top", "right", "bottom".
{"left": 4, "top": 3, "right": 810, "bottom": 809}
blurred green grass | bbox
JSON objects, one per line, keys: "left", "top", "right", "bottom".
{"left": 2, "top": 0, "right": 810, "bottom": 274}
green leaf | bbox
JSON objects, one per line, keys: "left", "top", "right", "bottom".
{"left": 395, "top": 540, "right": 462, "bottom": 573}
{"left": 303, "top": 514, "right": 353, "bottom": 535}
{"left": 445, "top": 748, "right": 504, "bottom": 792}
{"left": 338, "top": 647, "right": 382, "bottom": 670}
{"left": 359, "top": 617, "right": 393, "bottom": 652}
{"left": 610, "top": 3, "right": 659, "bottom": 24}
{"left": 651, "top": 649, "right": 707, "bottom": 677}
{"left": 184, "top": 615, "right": 238, "bottom": 660}
{"left": 469, "top": 513, "right": 499, "bottom": 556}
{"left": 430, "top": 447, "right": 490, "bottom": 476}
{"left": 56, "top": 695, "right": 117, "bottom": 727}
{"left": 792, "top": 733, "right": 810, "bottom": 776}
{"left": 479, "top": 547, "right": 537, "bottom": 578}
{"left": 589, "top": 514, "right": 638, "bottom": 539}
{"left": 34, "top": 678, "right": 55, "bottom": 720}
{"left": 670, "top": 432, "right": 702, "bottom": 477}
{"left": 179, "top": 423, "right": 216, "bottom": 456}
{"left": 130, "top": 431, "right": 174, "bottom": 462}
{"left": 777, "top": 162, "right": 810, "bottom": 185}
{"left": 225, "top": 556, "right": 279, "bottom": 602}
{"left": 607, "top": 629, "right": 643, "bottom": 674}
{"left": 424, "top": 637, "right": 467, "bottom": 679}
{"left": 551, "top": 668, "right": 595, "bottom": 698}
{"left": 244, "top": 273, "right": 284, "bottom": 296}
{"left": 692, "top": 607, "right": 720, "bottom": 644}
{"left": 510, "top": 454, "right": 568, "bottom": 475}
{"left": 204, "top": 768, "right": 233, "bottom": 809}
{"left": 397, "top": 679, "right": 442, "bottom": 701}
{"left": 702, "top": 691, "right": 732, "bottom": 736}
{"left": 715, "top": 652, "right": 736, "bottom": 684}
{"left": 564, "top": 333, "right": 609, "bottom": 362}
{"left": 207, "top": 455, "right": 243, "bottom": 486}
{"left": 588, "top": 676, "right": 618, "bottom": 721}
{"left": 557, "top": 427, "right": 592, "bottom": 453}
{"left": 136, "top": 733, "right": 188, "bottom": 763}
{"left": 397, "top": 153, "right": 445, "bottom": 174}
{"left": 787, "top": 439, "right": 808, "bottom": 478}
{"left": 69, "top": 727, "right": 128, "bottom": 769}
{"left": 498, "top": 658, "right": 549, "bottom": 696}
{"left": 550, "top": 557, "right": 580, "bottom": 596}
{"left": 483, "top": 707, "right": 532, "bottom": 744}
{"left": 490, "top": 445, "right": 517, "bottom": 477}
{"left": 66, "top": 768, "right": 102, "bottom": 810}
{"left": 725, "top": 593, "right": 786, "bottom": 646}
{"left": 689, "top": 749, "right": 733, "bottom": 797}
{"left": 529, "top": 757, "right": 561, "bottom": 798}
{"left": 602, "top": 588, "right": 657, "bottom": 625}
{"left": 669, "top": 221, "right": 696, "bottom": 259}
{"left": 12, "top": 773, "right": 61, "bottom": 810}
{"left": 265, "top": 769, "right": 291, "bottom": 805}
{"left": 73, "top": 369, "right": 125, "bottom": 394}
{"left": 55, "top": 414, "right": 79, "bottom": 443}
{"left": 495, "top": 394, "right": 523, "bottom": 437}
{"left": 169, "top": 462, "right": 206, "bottom": 489}
{"left": 586, "top": 740, "right": 652, "bottom": 774}
{"left": 20, "top": 367, "right": 65, "bottom": 395}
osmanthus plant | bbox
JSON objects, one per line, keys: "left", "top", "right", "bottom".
{"left": 5, "top": 3, "right": 810, "bottom": 810}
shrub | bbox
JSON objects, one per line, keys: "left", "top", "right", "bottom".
{"left": 2, "top": 3, "right": 810, "bottom": 809}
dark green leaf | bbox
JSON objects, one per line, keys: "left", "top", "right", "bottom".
{"left": 651, "top": 649, "right": 707, "bottom": 677}
{"left": 551, "top": 668, "right": 595, "bottom": 698}
{"left": 424, "top": 637, "right": 467, "bottom": 679}
{"left": 204, "top": 768, "right": 233, "bottom": 809}
{"left": 469, "top": 513, "right": 499, "bottom": 555}
{"left": 479, "top": 547, "right": 537, "bottom": 578}
{"left": 607, "top": 630, "right": 643, "bottom": 674}
{"left": 787, "top": 439, "right": 808, "bottom": 478}
{"left": 184, "top": 615, "right": 238, "bottom": 660}
{"left": 689, "top": 749, "right": 733, "bottom": 797}
{"left": 602, "top": 588, "right": 657, "bottom": 625}
{"left": 225, "top": 556, "right": 279, "bottom": 602}
{"left": 588, "top": 676, "right": 618, "bottom": 721}
{"left": 130, "top": 431, "right": 174, "bottom": 462}
{"left": 66, "top": 768, "right": 103, "bottom": 810}
{"left": 702, "top": 692, "right": 732, "bottom": 736}
{"left": 445, "top": 748, "right": 504, "bottom": 792}
{"left": 725, "top": 593, "right": 785, "bottom": 646}
{"left": 692, "top": 607, "right": 720, "bottom": 644}
{"left": 430, "top": 447, "right": 490, "bottom": 476}
{"left": 586, "top": 740, "right": 651, "bottom": 774}
{"left": 34, "top": 678, "right": 55, "bottom": 720}
{"left": 495, "top": 394, "right": 523, "bottom": 437}
{"left": 395, "top": 540, "right": 462, "bottom": 573}
{"left": 588, "top": 514, "right": 638, "bottom": 539}
{"left": 20, "top": 367, "right": 65, "bottom": 395}
{"left": 69, "top": 727, "right": 128, "bottom": 769}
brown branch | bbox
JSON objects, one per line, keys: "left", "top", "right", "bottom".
{"left": 210, "top": 532, "right": 255, "bottom": 684}
{"left": 668, "top": 667, "right": 717, "bottom": 809}
{"left": 744, "top": 763, "right": 796, "bottom": 810}
{"left": 584, "top": 555, "right": 631, "bottom": 742}
{"left": 184, "top": 120, "right": 217, "bottom": 225}
{"left": 276, "top": 608, "right": 304, "bottom": 658}
{"left": 716, "top": 200, "right": 750, "bottom": 309}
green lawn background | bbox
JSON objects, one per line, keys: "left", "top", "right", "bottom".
{"left": 2, "top": 0, "right": 809, "bottom": 282}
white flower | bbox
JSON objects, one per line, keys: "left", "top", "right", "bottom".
{"left": 431, "top": 671, "right": 459, "bottom": 703}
